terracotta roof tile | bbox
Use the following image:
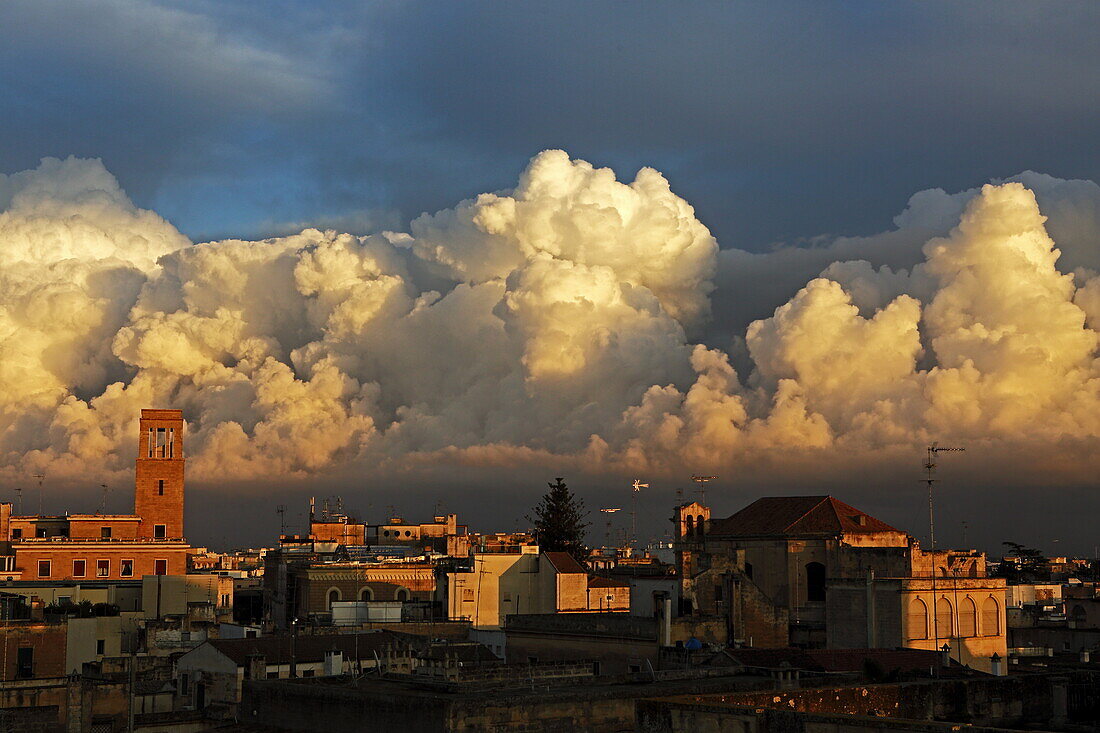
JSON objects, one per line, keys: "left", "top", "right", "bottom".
{"left": 544, "top": 551, "right": 586, "bottom": 574}
{"left": 707, "top": 496, "right": 900, "bottom": 537}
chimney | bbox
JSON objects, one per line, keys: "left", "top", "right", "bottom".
{"left": 990, "top": 652, "right": 1004, "bottom": 676}
{"left": 323, "top": 649, "right": 343, "bottom": 676}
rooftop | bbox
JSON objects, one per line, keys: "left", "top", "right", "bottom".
{"left": 707, "top": 496, "right": 901, "bottom": 537}
{"left": 544, "top": 552, "right": 587, "bottom": 574}
{"left": 206, "top": 631, "right": 399, "bottom": 666}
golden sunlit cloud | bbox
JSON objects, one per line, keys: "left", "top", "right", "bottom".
{"left": 1, "top": 153, "right": 1099, "bottom": 489}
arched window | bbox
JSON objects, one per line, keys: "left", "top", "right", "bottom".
{"left": 936, "top": 597, "right": 953, "bottom": 638}
{"left": 685, "top": 516, "right": 695, "bottom": 537}
{"left": 744, "top": 562, "right": 753, "bottom": 580}
{"left": 959, "top": 597, "right": 977, "bottom": 637}
{"left": 805, "top": 562, "right": 826, "bottom": 603}
{"left": 1072, "top": 604, "right": 1087, "bottom": 625}
{"left": 395, "top": 587, "right": 410, "bottom": 602}
{"left": 982, "top": 597, "right": 1000, "bottom": 635}
{"left": 696, "top": 516, "right": 705, "bottom": 535}
{"left": 360, "top": 587, "right": 373, "bottom": 602}
{"left": 327, "top": 588, "right": 341, "bottom": 609}
{"left": 907, "top": 598, "right": 928, "bottom": 639}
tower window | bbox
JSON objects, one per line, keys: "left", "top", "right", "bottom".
{"left": 154, "top": 524, "right": 167, "bottom": 539}
{"left": 11, "top": 528, "right": 21, "bottom": 539}
{"left": 101, "top": 526, "right": 112, "bottom": 539}
{"left": 154, "top": 559, "right": 167, "bottom": 575}
{"left": 150, "top": 428, "right": 174, "bottom": 458}
{"left": 158, "top": 480, "right": 165, "bottom": 496}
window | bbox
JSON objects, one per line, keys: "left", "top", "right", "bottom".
{"left": 36, "top": 527, "right": 47, "bottom": 538}
{"left": 328, "top": 589, "right": 341, "bottom": 609}
{"left": 396, "top": 588, "right": 410, "bottom": 602}
{"left": 982, "top": 597, "right": 1000, "bottom": 636}
{"left": 96, "top": 639, "right": 105, "bottom": 655}
{"left": 267, "top": 671, "right": 278, "bottom": 679}
{"left": 72, "top": 560, "right": 86, "bottom": 578}
{"left": 180, "top": 674, "right": 190, "bottom": 695}
{"left": 58, "top": 596, "right": 71, "bottom": 606}
{"left": 936, "top": 597, "right": 953, "bottom": 638}
{"left": 11, "top": 528, "right": 21, "bottom": 539}
{"left": 714, "top": 584, "right": 724, "bottom": 602}
{"left": 154, "top": 524, "right": 166, "bottom": 539}
{"left": 907, "top": 598, "right": 928, "bottom": 639}
{"left": 154, "top": 559, "right": 167, "bottom": 575}
{"left": 37, "top": 560, "right": 51, "bottom": 578}
{"left": 360, "top": 587, "right": 373, "bottom": 601}
{"left": 805, "top": 562, "right": 826, "bottom": 603}
{"left": 101, "top": 526, "right": 112, "bottom": 539}
{"left": 97, "top": 559, "right": 110, "bottom": 577}
{"left": 16, "top": 648, "right": 33, "bottom": 679}
{"left": 744, "top": 562, "right": 753, "bottom": 580}
{"left": 302, "top": 669, "right": 315, "bottom": 677}
{"left": 158, "top": 480, "right": 165, "bottom": 496}
{"left": 120, "top": 559, "right": 134, "bottom": 577}
{"left": 462, "top": 588, "right": 474, "bottom": 601}
{"left": 149, "top": 427, "right": 174, "bottom": 458}
{"left": 959, "top": 597, "right": 977, "bottom": 637}
{"left": 685, "top": 516, "right": 694, "bottom": 537}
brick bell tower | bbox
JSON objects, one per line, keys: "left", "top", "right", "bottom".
{"left": 135, "top": 409, "right": 185, "bottom": 540}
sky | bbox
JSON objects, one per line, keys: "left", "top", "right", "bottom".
{"left": 1, "top": 1, "right": 1100, "bottom": 553}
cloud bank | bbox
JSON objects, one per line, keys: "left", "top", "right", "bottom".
{"left": 1, "top": 152, "right": 1099, "bottom": 492}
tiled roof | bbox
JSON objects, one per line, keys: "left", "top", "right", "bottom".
{"left": 544, "top": 551, "right": 587, "bottom": 574}
{"left": 707, "top": 496, "right": 901, "bottom": 537}
{"left": 587, "top": 576, "right": 630, "bottom": 588}
{"left": 206, "top": 631, "right": 397, "bottom": 666}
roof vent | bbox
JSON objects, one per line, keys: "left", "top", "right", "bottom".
{"left": 856, "top": 515, "right": 867, "bottom": 526}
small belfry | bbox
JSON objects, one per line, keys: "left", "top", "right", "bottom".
{"left": 134, "top": 409, "right": 185, "bottom": 540}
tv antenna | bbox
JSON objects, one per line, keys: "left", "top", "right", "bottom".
{"left": 600, "top": 507, "right": 620, "bottom": 549}
{"left": 33, "top": 473, "right": 45, "bottom": 515}
{"left": 631, "top": 479, "right": 648, "bottom": 548}
{"left": 276, "top": 504, "right": 287, "bottom": 535}
{"left": 98, "top": 484, "right": 109, "bottom": 515}
{"left": 690, "top": 475, "right": 717, "bottom": 506}
{"left": 923, "top": 442, "right": 964, "bottom": 657}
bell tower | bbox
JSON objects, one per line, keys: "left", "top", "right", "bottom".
{"left": 135, "top": 409, "right": 185, "bottom": 540}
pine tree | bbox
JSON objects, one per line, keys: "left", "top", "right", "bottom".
{"left": 528, "top": 477, "right": 590, "bottom": 564}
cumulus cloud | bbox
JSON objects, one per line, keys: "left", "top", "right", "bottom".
{"left": 1, "top": 151, "right": 1099, "bottom": 494}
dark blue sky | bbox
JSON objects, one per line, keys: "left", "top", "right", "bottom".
{"left": 3, "top": 1, "right": 1098, "bottom": 251}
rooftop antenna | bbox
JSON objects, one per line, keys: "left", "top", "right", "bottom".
{"left": 631, "top": 479, "right": 648, "bottom": 549}
{"left": 924, "top": 442, "right": 964, "bottom": 658}
{"left": 600, "top": 508, "right": 621, "bottom": 549}
{"left": 98, "top": 484, "right": 109, "bottom": 515}
{"left": 690, "top": 475, "right": 717, "bottom": 506}
{"left": 33, "top": 473, "right": 45, "bottom": 515}
{"left": 277, "top": 504, "right": 287, "bottom": 536}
